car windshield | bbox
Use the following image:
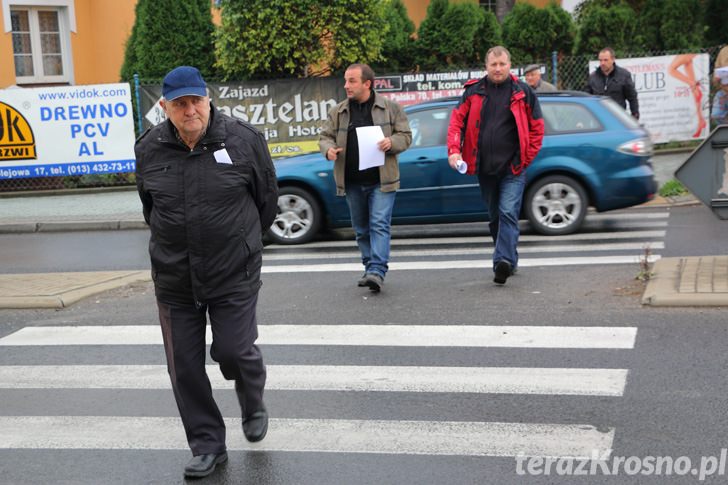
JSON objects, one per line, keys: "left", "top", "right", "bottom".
{"left": 600, "top": 99, "right": 641, "bottom": 129}
{"left": 541, "top": 102, "right": 602, "bottom": 134}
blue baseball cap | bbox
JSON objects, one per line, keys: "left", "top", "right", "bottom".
{"left": 162, "top": 66, "right": 207, "bottom": 100}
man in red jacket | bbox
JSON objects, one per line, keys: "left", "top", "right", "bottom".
{"left": 447, "top": 46, "right": 544, "bottom": 285}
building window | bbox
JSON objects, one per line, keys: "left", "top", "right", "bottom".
{"left": 11, "top": 7, "right": 69, "bottom": 83}
{"left": 479, "top": 0, "right": 496, "bottom": 12}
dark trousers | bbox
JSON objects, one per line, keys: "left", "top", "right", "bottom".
{"left": 156, "top": 292, "right": 266, "bottom": 456}
{"left": 478, "top": 171, "right": 526, "bottom": 269}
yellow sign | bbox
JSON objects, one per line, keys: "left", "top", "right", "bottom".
{"left": 0, "top": 101, "right": 37, "bottom": 161}
{"left": 268, "top": 140, "right": 319, "bottom": 158}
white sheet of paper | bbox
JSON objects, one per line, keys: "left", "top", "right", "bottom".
{"left": 356, "top": 126, "right": 385, "bottom": 171}
{"left": 214, "top": 148, "right": 233, "bottom": 164}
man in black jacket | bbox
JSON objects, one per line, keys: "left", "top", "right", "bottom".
{"left": 586, "top": 47, "right": 639, "bottom": 120}
{"left": 135, "top": 66, "right": 278, "bottom": 478}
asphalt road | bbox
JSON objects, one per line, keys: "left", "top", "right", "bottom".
{"left": 1, "top": 204, "right": 727, "bottom": 484}
{"left": 0, "top": 201, "right": 688, "bottom": 275}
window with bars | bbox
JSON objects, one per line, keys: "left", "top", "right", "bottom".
{"left": 11, "top": 7, "right": 69, "bottom": 83}
{"left": 479, "top": 0, "right": 496, "bottom": 12}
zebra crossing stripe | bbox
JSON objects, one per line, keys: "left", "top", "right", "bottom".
{"left": 0, "top": 325, "right": 637, "bottom": 348}
{"left": 267, "top": 229, "right": 667, "bottom": 249}
{"left": 261, "top": 255, "right": 660, "bottom": 272}
{"left": 0, "top": 365, "right": 628, "bottom": 396}
{"left": 0, "top": 416, "right": 614, "bottom": 458}
{"left": 263, "top": 242, "right": 665, "bottom": 261}
{"left": 587, "top": 212, "right": 669, "bottom": 220}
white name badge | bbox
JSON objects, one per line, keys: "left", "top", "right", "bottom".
{"left": 214, "top": 148, "right": 233, "bottom": 165}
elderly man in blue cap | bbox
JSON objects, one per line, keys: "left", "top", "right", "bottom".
{"left": 135, "top": 66, "right": 278, "bottom": 478}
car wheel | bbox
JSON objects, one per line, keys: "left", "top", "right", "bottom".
{"left": 268, "top": 186, "right": 322, "bottom": 245}
{"left": 525, "top": 175, "right": 588, "bottom": 235}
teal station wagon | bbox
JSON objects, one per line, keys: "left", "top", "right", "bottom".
{"left": 269, "top": 92, "right": 657, "bottom": 245}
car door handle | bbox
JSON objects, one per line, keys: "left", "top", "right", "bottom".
{"left": 414, "top": 157, "right": 436, "bottom": 165}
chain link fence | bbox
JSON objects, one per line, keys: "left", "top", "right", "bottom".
{"left": 2, "top": 45, "right": 725, "bottom": 193}
{"left": 0, "top": 172, "right": 136, "bottom": 193}
{"left": 539, "top": 45, "right": 725, "bottom": 94}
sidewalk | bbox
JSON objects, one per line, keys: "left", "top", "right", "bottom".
{"left": 0, "top": 187, "right": 146, "bottom": 233}
{"left": 0, "top": 187, "right": 725, "bottom": 309}
{"left": 642, "top": 256, "right": 728, "bottom": 306}
{"left": 0, "top": 271, "right": 150, "bottom": 309}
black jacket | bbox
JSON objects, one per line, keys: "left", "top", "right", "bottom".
{"left": 585, "top": 64, "right": 639, "bottom": 118}
{"left": 135, "top": 106, "right": 278, "bottom": 304}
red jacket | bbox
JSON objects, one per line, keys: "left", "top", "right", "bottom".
{"left": 447, "top": 74, "right": 545, "bottom": 176}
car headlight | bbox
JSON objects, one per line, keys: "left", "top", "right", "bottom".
{"left": 617, "top": 138, "right": 654, "bottom": 156}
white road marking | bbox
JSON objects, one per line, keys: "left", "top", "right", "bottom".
{"left": 0, "top": 325, "right": 637, "bottom": 348}
{"left": 262, "top": 254, "right": 661, "bottom": 272}
{"left": 587, "top": 212, "right": 669, "bottom": 220}
{"left": 0, "top": 365, "right": 628, "bottom": 396}
{"left": 267, "top": 229, "right": 667, "bottom": 250}
{"left": 263, "top": 242, "right": 665, "bottom": 261}
{"left": 0, "top": 416, "right": 614, "bottom": 458}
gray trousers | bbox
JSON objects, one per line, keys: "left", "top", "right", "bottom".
{"left": 156, "top": 291, "right": 266, "bottom": 456}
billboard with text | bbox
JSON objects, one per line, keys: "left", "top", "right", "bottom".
{"left": 0, "top": 83, "right": 136, "bottom": 180}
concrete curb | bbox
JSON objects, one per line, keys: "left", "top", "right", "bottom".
{"left": 0, "top": 271, "right": 151, "bottom": 309}
{"left": 638, "top": 194, "right": 699, "bottom": 208}
{"left": 0, "top": 185, "right": 137, "bottom": 199}
{"left": 0, "top": 195, "right": 701, "bottom": 235}
{"left": 0, "top": 220, "right": 148, "bottom": 233}
{"left": 642, "top": 256, "right": 728, "bottom": 307}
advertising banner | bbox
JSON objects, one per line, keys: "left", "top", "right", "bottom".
{"left": 137, "top": 66, "right": 544, "bottom": 161}
{"left": 375, "top": 69, "right": 486, "bottom": 106}
{"left": 0, "top": 83, "right": 136, "bottom": 180}
{"left": 588, "top": 54, "right": 710, "bottom": 143}
{"left": 141, "top": 72, "right": 496, "bottom": 159}
{"left": 142, "top": 77, "right": 346, "bottom": 158}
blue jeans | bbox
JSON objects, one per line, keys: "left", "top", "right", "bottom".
{"left": 478, "top": 171, "right": 526, "bottom": 270}
{"left": 345, "top": 183, "right": 396, "bottom": 278}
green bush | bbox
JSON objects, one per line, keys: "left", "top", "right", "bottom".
{"left": 502, "top": 2, "right": 574, "bottom": 64}
{"left": 658, "top": 179, "right": 689, "bottom": 197}
{"left": 704, "top": 0, "right": 728, "bottom": 46}
{"left": 440, "top": 3, "right": 485, "bottom": 68}
{"left": 120, "top": 0, "right": 215, "bottom": 81}
{"left": 473, "top": 9, "right": 502, "bottom": 65}
{"left": 373, "top": 0, "right": 417, "bottom": 74}
{"left": 636, "top": 0, "right": 704, "bottom": 51}
{"left": 573, "top": 2, "right": 637, "bottom": 57}
{"left": 215, "top": 0, "right": 386, "bottom": 79}
{"left": 415, "top": 0, "right": 450, "bottom": 71}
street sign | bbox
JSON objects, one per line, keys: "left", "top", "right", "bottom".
{"left": 675, "top": 125, "right": 728, "bottom": 219}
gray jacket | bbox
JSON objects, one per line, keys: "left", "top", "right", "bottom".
{"left": 319, "top": 92, "right": 412, "bottom": 196}
{"left": 534, "top": 79, "right": 557, "bottom": 92}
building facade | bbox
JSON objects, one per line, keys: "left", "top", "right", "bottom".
{"left": 0, "top": 0, "right": 560, "bottom": 89}
{"left": 0, "top": 0, "right": 137, "bottom": 88}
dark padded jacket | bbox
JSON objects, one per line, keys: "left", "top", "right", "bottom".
{"left": 135, "top": 106, "right": 278, "bottom": 304}
{"left": 585, "top": 64, "right": 639, "bottom": 118}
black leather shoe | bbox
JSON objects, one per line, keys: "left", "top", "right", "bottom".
{"left": 364, "top": 273, "right": 383, "bottom": 292}
{"left": 243, "top": 409, "right": 269, "bottom": 442}
{"left": 183, "top": 451, "right": 227, "bottom": 478}
{"left": 493, "top": 261, "right": 512, "bottom": 285}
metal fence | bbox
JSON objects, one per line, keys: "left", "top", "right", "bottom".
{"left": 540, "top": 45, "right": 725, "bottom": 93}
{"left": 2, "top": 45, "right": 725, "bottom": 193}
{"left": 0, "top": 171, "right": 136, "bottom": 193}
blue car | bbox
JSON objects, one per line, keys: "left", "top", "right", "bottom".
{"left": 269, "top": 92, "right": 657, "bottom": 245}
